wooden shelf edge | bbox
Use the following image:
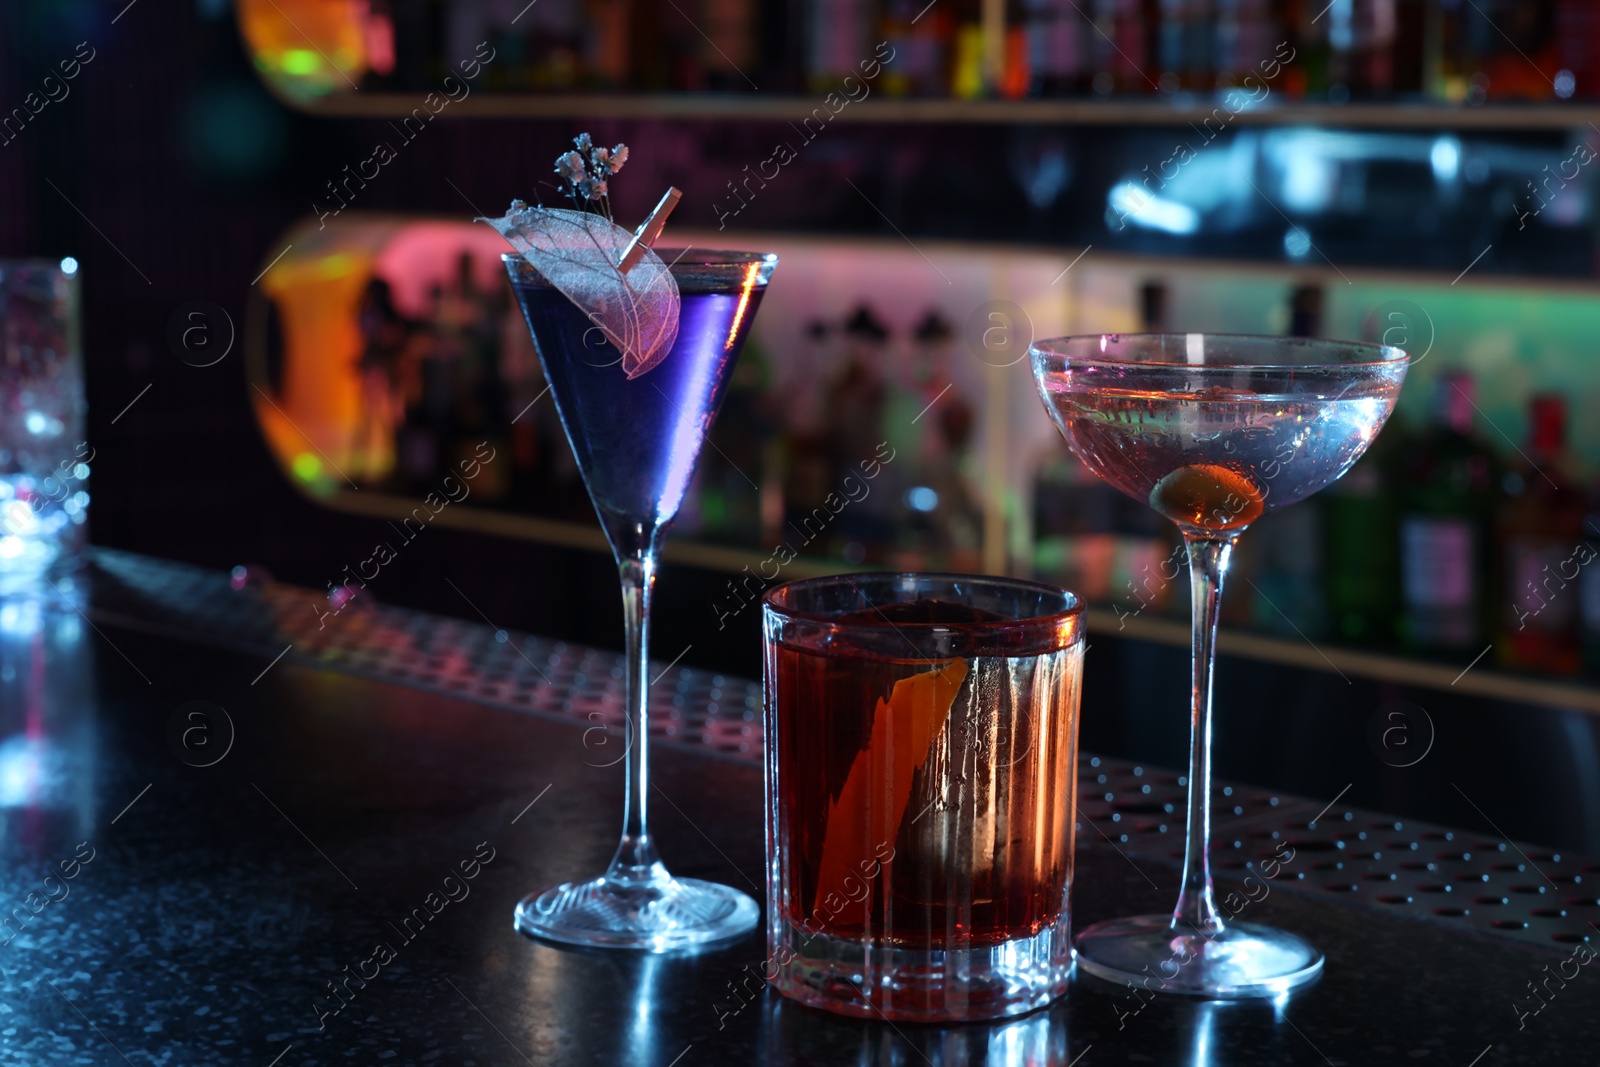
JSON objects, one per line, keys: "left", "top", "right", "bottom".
{"left": 266, "top": 210, "right": 1600, "bottom": 299}
{"left": 327, "top": 485, "right": 1600, "bottom": 711}
{"left": 690, "top": 225, "right": 1600, "bottom": 295}
{"left": 293, "top": 91, "right": 1600, "bottom": 130}
{"left": 322, "top": 492, "right": 1600, "bottom": 711}
{"left": 1086, "top": 607, "right": 1600, "bottom": 715}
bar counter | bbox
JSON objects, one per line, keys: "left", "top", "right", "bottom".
{"left": 0, "top": 550, "right": 1592, "bottom": 1065}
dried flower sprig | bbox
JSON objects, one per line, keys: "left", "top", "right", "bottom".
{"left": 553, "top": 132, "right": 629, "bottom": 222}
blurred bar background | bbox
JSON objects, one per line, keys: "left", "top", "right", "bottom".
{"left": 4, "top": 0, "right": 1598, "bottom": 852}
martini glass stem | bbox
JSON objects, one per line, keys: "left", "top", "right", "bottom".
{"left": 1172, "top": 533, "right": 1237, "bottom": 938}
{"left": 605, "top": 542, "right": 667, "bottom": 885}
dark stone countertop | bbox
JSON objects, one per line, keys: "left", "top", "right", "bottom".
{"left": 0, "top": 551, "right": 1593, "bottom": 1065}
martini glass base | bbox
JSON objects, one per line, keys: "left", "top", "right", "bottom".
{"left": 514, "top": 875, "right": 759, "bottom": 952}
{"left": 1074, "top": 915, "right": 1323, "bottom": 998}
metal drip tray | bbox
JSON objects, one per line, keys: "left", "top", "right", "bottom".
{"left": 1079, "top": 757, "right": 1596, "bottom": 952}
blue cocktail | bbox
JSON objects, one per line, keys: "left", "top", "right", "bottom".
{"left": 504, "top": 248, "right": 777, "bottom": 951}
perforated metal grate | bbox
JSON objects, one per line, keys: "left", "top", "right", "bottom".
{"left": 84, "top": 549, "right": 1595, "bottom": 952}
{"left": 87, "top": 549, "right": 764, "bottom": 762}
{"left": 1077, "top": 758, "right": 1597, "bottom": 952}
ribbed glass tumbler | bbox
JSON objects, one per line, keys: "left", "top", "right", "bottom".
{"left": 762, "top": 573, "right": 1084, "bottom": 1022}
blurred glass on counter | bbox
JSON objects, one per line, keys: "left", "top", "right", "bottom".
{"left": 0, "top": 583, "right": 97, "bottom": 845}
{"left": 0, "top": 260, "right": 87, "bottom": 595}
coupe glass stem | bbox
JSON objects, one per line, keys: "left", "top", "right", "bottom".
{"left": 1171, "top": 533, "right": 1237, "bottom": 939}
{"left": 605, "top": 535, "right": 667, "bottom": 886}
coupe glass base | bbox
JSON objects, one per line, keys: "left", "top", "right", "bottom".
{"left": 1074, "top": 915, "right": 1323, "bottom": 998}
{"left": 514, "top": 875, "right": 759, "bottom": 952}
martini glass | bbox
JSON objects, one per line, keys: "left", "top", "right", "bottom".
{"left": 504, "top": 248, "right": 777, "bottom": 951}
{"left": 1029, "top": 333, "right": 1407, "bottom": 997}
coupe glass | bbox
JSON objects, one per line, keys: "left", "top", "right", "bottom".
{"left": 504, "top": 249, "right": 777, "bottom": 951}
{"left": 1029, "top": 333, "right": 1407, "bottom": 997}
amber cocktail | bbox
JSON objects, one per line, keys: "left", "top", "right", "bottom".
{"left": 763, "top": 574, "right": 1083, "bottom": 1022}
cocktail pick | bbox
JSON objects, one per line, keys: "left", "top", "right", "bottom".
{"left": 618, "top": 187, "right": 683, "bottom": 274}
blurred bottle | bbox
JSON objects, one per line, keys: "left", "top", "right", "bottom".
{"left": 586, "top": 0, "right": 633, "bottom": 89}
{"left": 1321, "top": 294, "right": 1415, "bottom": 644}
{"left": 1024, "top": 0, "right": 1087, "bottom": 95}
{"left": 1427, "top": 0, "right": 1472, "bottom": 103}
{"left": 1322, "top": 428, "right": 1402, "bottom": 644}
{"left": 1289, "top": 282, "right": 1323, "bottom": 337}
{"left": 807, "top": 0, "right": 875, "bottom": 91}
{"left": 1350, "top": 0, "right": 1398, "bottom": 97}
{"left": 1389, "top": 0, "right": 1430, "bottom": 97}
{"left": 1112, "top": 495, "right": 1184, "bottom": 622}
{"left": 396, "top": 282, "right": 457, "bottom": 486}
{"left": 1138, "top": 279, "right": 1167, "bottom": 331}
{"left": 1324, "top": 0, "right": 1354, "bottom": 98}
{"left": 950, "top": 0, "right": 989, "bottom": 97}
{"left": 1284, "top": 0, "right": 1331, "bottom": 99}
{"left": 894, "top": 312, "right": 984, "bottom": 568}
{"left": 457, "top": 254, "right": 512, "bottom": 499}
{"left": 1212, "top": 0, "right": 1242, "bottom": 91}
{"left": 1556, "top": 0, "right": 1600, "bottom": 100}
{"left": 1113, "top": 0, "right": 1151, "bottom": 92}
{"left": 517, "top": 0, "right": 588, "bottom": 90}
{"left": 1000, "top": 0, "right": 1031, "bottom": 98}
{"left": 1157, "top": 0, "right": 1187, "bottom": 90}
{"left": 1158, "top": 0, "right": 1213, "bottom": 92}
{"left": 1480, "top": 0, "right": 1560, "bottom": 101}
{"left": 882, "top": 311, "right": 928, "bottom": 561}
{"left": 823, "top": 307, "right": 894, "bottom": 560}
{"left": 1225, "top": 0, "right": 1295, "bottom": 94}
{"left": 352, "top": 277, "right": 408, "bottom": 485}
{"left": 1396, "top": 370, "right": 1499, "bottom": 653}
{"left": 692, "top": 333, "right": 774, "bottom": 543}
{"left": 702, "top": 0, "right": 759, "bottom": 91}
{"left": 625, "top": 2, "right": 671, "bottom": 89}
{"left": 384, "top": 2, "right": 436, "bottom": 91}
{"left": 448, "top": 253, "right": 488, "bottom": 436}
{"left": 1032, "top": 450, "right": 1118, "bottom": 600}
{"left": 502, "top": 285, "right": 547, "bottom": 494}
{"left": 768, "top": 0, "right": 812, "bottom": 93}
{"left": 1495, "top": 394, "right": 1585, "bottom": 674}
{"left": 781, "top": 319, "right": 838, "bottom": 548}
{"left": 881, "top": 0, "right": 955, "bottom": 96}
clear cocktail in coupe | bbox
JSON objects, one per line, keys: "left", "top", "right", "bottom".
{"left": 503, "top": 245, "right": 777, "bottom": 950}
{"left": 1031, "top": 333, "right": 1407, "bottom": 997}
